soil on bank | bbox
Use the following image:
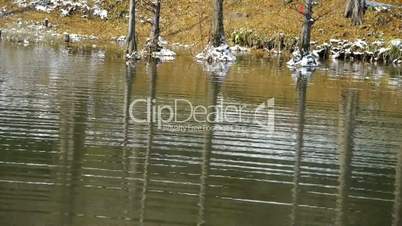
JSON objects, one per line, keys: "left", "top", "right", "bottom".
{"left": 0, "top": 0, "right": 401, "bottom": 49}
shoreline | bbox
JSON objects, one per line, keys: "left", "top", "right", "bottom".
{"left": 0, "top": 0, "right": 401, "bottom": 66}
{"left": 1, "top": 18, "right": 400, "bottom": 67}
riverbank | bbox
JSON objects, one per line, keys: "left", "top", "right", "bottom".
{"left": 0, "top": 0, "right": 401, "bottom": 64}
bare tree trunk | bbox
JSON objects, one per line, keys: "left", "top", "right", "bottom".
{"left": 345, "top": 0, "right": 366, "bottom": 25}
{"left": 127, "top": 0, "right": 137, "bottom": 57}
{"left": 149, "top": 0, "right": 162, "bottom": 53}
{"left": 299, "top": 0, "right": 314, "bottom": 56}
{"left": 211, "top": 0, "right": 225, "bottom": 47}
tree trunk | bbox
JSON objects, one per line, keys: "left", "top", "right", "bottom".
{"left": 126, "top": 0, "right": 137, "bottom": 56}
{"left": 211, "top": 0, "right": 225, "bottom": 47}
{"left": 344, "top": 0, "right": 366, "bottom": 26}
{"left": 299, "top": 0, "right": 314, "bottom": 56}
{"left": 149, "top": 0, "right": 162, "bottom": 53}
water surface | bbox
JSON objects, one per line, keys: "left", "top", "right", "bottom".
{"left": 0, "top": 42, "right": 402, "bottom": 226}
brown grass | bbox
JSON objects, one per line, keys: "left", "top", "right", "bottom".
{"left": 0, "top": 0, "right": 401, "bottom": 49}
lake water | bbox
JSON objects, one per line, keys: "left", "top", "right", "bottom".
{"left": 0, "top": 41, "right": 402, "bottom": 226}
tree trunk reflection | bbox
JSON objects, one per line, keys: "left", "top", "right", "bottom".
{"left": 290, "top": 73, "right": 308, "bottom": 226}
{"left": 335, "top": 89, "right": 358, "bottom": 226}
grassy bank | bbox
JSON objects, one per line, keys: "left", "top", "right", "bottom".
{"left": 0, "top": 0, "right": 401, "bottom": 50}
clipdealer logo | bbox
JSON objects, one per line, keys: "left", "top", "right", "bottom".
{"left": 129, "top": 98, "right": 275, "bottom": 133}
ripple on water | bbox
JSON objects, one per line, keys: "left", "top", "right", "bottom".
{"left": 0, "top": 41, "right": 402, "bottom": 226}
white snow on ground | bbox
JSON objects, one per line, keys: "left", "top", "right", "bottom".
{"left": 138, "top": 36, "right": 176, "bottom": 61}
{"left": 287, "top": 50, "right": 319, "bottom": 76}
{"left": 92, "top": 5, "right": 108, "bottom": 20}
{"left": 66, "top": 33, "right": 97, "bottom": 42}
{"left": 366, "top": 1, "right": 401, "bottom": 11}
{"left": 287, "top": 50, "right": 319, "bottom": 67}
{"left": 230, "top": 45, "right": 250, "bottom": 55}
{"left": 378, "top": 47, "right": 390, "bottom": 55}
{"left": 393, "top": 59, "right": 402, "bottom": 65}
{"left": 353, "top": 39, "right": 368, "bottom": 49}
{"left": 196, "top": 44, "right": 236, "bottom": 78}
{"left": 196, "top": 44, "right": 236, "bottom": 62}
{"left": 372, "top": 40, "right": 385, "bottom": 47}
{"left": 126, "top": 52, "right": 141, "bottom": 60}
{"left": 13, "top": 0, "right": 108, "bottom": 20}
{"left": 150, "top": 37, "right": 176, "bottom": 61}
{"left": 116, "top": 36, "right": 126, "bottom": 42}
{"left": 329, "top": 39, "right": 401, "bottom": 62}
{"left": 151, "top": 48, "right": 176, "bottom": 61}
{"left": 158, "top": 36, "right": 168, "bottom": 46}
{"left": 390, "top": 39, "right": 402, "bottom": 48}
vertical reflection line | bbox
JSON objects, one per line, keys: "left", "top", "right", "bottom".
{"left": 197, "top": 76, "right": 220, "bottom": 226}
{"left": 290, "top": 73, "right": 308, "bottom": 226}
{"left": 123, "top": 63, "right": 136, "bottom": 223}
{"left": 58, "top": 91, "right": 75, "bottom": 226}
{"left": 392, "top": 143, "right": 402, "bottom": 226}
{"left": 335, "top": 89, "right": 358, "bottom": 226}
{"left": 123, "top": 63, "right": 135, "bottom": 147}
{"left": 139, "top": 59, "right": 157, "bottom": 225}
{"left": 58, "top": 78, "right": 88, "bottom": 226}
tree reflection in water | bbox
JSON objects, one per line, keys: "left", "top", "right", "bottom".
{"left": 336, "top": 89, "right": 358, "bottom": 226}
{"left": 57, "top": 70, "right": 88, "bottom": 226}
{"left": 393, "top": 141, "right": 402, "bottom": 226}
{"left": 197, "top": 67, "right": 223, "bottom": 226}
{"left": 139, "top": 58, "right": 158, "bottom": 226}
{"left": 122, "top": 62, "right": 139, "bottom": 223}
{"left": 290, "top": 72, "right": 308, "bottom": 226}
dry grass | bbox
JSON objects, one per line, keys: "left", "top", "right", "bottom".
{"left": 0, "top": 0, "right": 401, "bottom": 49}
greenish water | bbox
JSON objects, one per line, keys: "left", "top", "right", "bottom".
{"left": 0, "top": 41, "right": 402, "bottom": 226}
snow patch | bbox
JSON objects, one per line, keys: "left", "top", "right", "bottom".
{"left": 92, "top": 5, "right": 107, "bottom": 20}
{"left": 393, "top": 59, "right": 402, "bottom": 65}
{"left": 196, "top": 44, "right": 236, "bottom": 62}
{"left": 390, "top": 39, "right": 402, "bottom": 48}
{"left": 13, "top": 0, "right": 108, "bottom": 19}
{"left": 287, "top": 50, "right": 319, "bottom": 68}
{"left": 151, "top": 48, "right": 176, "bottom": 61}
{"left": 372, "top": 40, "right": 385, "bottom": 47}
{"left": 116, "top": 36, "right": 126, "bottom": 42}
{"left": 230, "top": 45, "right": 251, "bottom": 55}
{"left": 64, "top": 33, "right": 97, "bottom": 42}
{"left": 141, "top": 36, "right": 176, "bottom": 61}
{"left": 126, "top": 52, "right": 141, "bottom": 60}
{"left": 287, "top": 49, "right": 320, "bottom": 76}
{"left": 353, "top": 39, "right": 368, "bottom": 49}
{"left": 378, "top": 47, "right": 390, "bottom": 55}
